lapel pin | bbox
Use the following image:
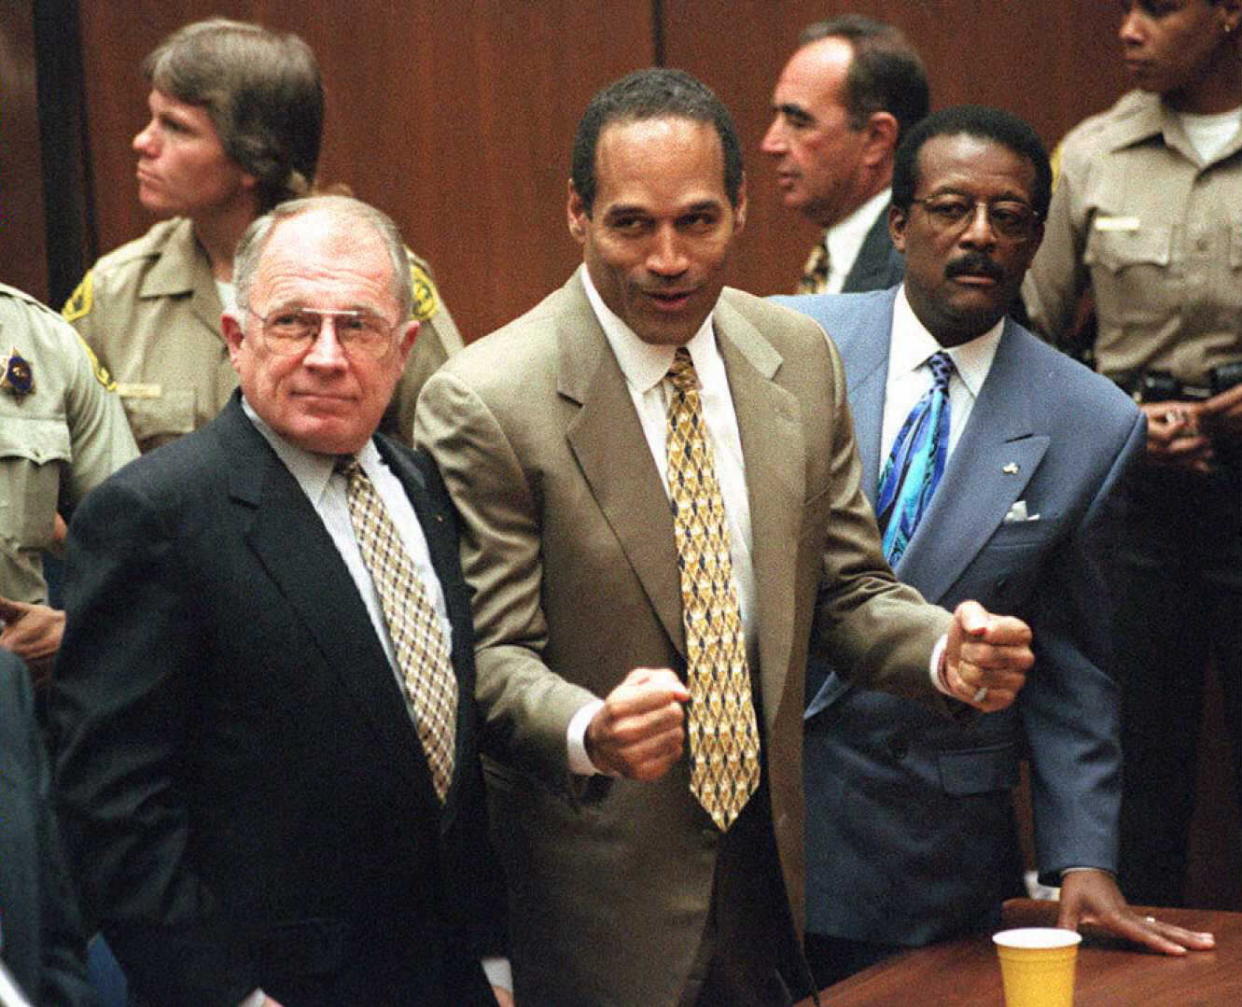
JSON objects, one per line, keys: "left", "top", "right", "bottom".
{"left": 1, "top": 347, "right": 34, "bottom": 401}
{"left": 1002, "top": 462, "right": 1019, "bottom": 475}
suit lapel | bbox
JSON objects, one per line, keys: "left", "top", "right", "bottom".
{"left": 716, "top": 297, "right": 804, "bottom": 737}
{"left": 895, "top": 322, "right": 1048, "bottom": 602}
{"left": 840, "top": 308, "right": 893, "bottom": 507}
{"left": 218, "top": 403, "right": 429, "bottom": 796}
{"left": 842, "top": 210, "right": 901, "bottom": 294}
{"left": 560, "top": 278, "right": 687, "bottom": 654}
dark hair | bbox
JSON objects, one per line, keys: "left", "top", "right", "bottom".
{"left": 571, "top": 68, "right": 744, "bottom": 215}
{"left": 145, "top": 18, "right": 324, "bottom": 213}
{"left": 892, "top": 105, "right": 1053, "bottom": 218}
{"left": 798, "top": 14, "right": 929, "bottom": 141}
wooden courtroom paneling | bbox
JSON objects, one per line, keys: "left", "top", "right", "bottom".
{"left": 662, "top": 0, "right": 1128, "bottom": 298}
{"left": 0, "top": 0, "right": 49, "bottom": 300}
{"left": 75, "top": 0, "right": 653, "bottom": 342}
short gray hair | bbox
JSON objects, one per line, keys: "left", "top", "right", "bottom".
{"left": 234, "top": 195, "right": 413, "bottom": 320}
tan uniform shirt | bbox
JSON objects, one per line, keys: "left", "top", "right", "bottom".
{"left": 1023, "top": 90, "right": 1242, "bottom": 384}
{"left": 0, "top": 283, "right": 137, "bottom": 603}
{"left": 64, "top": 217, "right": 465, "bottom": 453}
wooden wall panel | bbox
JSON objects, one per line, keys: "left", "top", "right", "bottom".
{"left": 0, "top": 0, "right": 49, "bottom": 299}
{"left": 662, "top": 0, "right": 1128, "bottom": 298}
{"left": 76, "top": 0, "right": 652, "bottom": 342}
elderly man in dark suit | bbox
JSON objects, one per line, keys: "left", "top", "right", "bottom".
{"left": 0, "top": 649, "right": 91, "bottom": 1005}
{"left": 762, "top": 15, "right": 928, "bottom": 295}
{"left": 777, "top": 105, "right": 1215, "bottom": 988}
{"left": 51, "top": 195, "right": 505, "bottom": 1006}
{"left": 417, "top": 69, "right": 1036, "bottom": 1006}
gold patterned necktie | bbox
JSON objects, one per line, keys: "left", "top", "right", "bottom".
{"left": 336, "top": 457, "right": 457, "bottom": 802}
{"left": 796, "top": 238, "right": 830, "bottom": 294}
{"left": 665, "top": 347, "right": 761, "bottom": 831}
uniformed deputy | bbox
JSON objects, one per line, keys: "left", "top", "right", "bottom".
{"left": 1023, "top": 0, "right": 1242, "bottom": 908}
{"left": 63, "top": 17, "right": 462, "bottom": 454}
{"left": 0, "top": 282, "right": 137, "bottom": 672}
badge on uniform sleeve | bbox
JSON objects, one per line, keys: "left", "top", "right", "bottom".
{"left": 1, "top": 347, "right": 34, "bottom": 400}
{"left": 408, "top": 262, "right": 440, "bottom": 322}
{"left": 62, "top": 270, "right": 94, "bottom": 322}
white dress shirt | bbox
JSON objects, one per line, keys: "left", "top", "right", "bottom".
{"left": 822, "top": 187, "right": 892, "bottom": 294}
{"left": 880, "top": 285, "right": 1003, "bottom": 466}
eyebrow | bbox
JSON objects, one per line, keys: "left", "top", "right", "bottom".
{"left": 775, "top": 102, "right": 814, "bottom": 124}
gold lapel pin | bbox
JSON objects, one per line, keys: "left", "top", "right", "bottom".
{"left": 1002, "top": 462, "right": 1019, "bottom": 475}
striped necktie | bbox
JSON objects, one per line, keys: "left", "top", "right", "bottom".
{"left": 875, "top": 351, "right": 955, "bottom": 566}
{"left": 336, "top": 457, "right": 457, "bottom": 802}
{"left": 665, "top": 347, "right": 761, "bottom": 831}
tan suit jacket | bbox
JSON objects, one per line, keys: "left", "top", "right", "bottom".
{"left": 416, "top": 272, "right": 948, "bottom": 1005}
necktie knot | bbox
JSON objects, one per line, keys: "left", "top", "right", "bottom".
{"left": 927, "top": 351, "right": 955, "bottom": 393}
{"left": 334, "top": 455, "right": 363, "bottom": 481}
{"left": 667, "top": 347, "right": 699, "bottom": 394}
{"left": 797, "top": 239, "right": 830, "bottom": 295}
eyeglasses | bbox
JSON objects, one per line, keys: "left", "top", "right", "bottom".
{"left": 909, "top": 195, "right": 1041, "bottom": 241}
{"left": 245, "top": 306, "right": 400, "bottom": 359}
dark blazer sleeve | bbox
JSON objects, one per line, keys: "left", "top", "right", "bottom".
{"left": 0, "top": 653, "right": 92, "bottom": 1007}
{"left": 50, "top": 472, "right": 258, "bottom": 1005}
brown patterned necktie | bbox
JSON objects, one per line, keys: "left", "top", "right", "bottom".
{"left": 665, "top": 347, "right": 760, "bottom": 831}
{"left": 796, "top": 238, "right": 830, "bottom": 294}
{"left": 336, "top": 457, "right": 457, "bottom": 802}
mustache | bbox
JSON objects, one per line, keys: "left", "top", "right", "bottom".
{"left": 945, "top": 252, "right": 1003, "bottom": 282}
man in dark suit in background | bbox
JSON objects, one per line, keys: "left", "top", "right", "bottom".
{"left": 762, "top": 14, "right": 928, "bottom": 295}
{"left": 51, "top": 195, "right": 506, "bottom": 1006}
{"left": 0, "top": 649, "right": 91, "bottom": 1005}
{"left": 777, "top": 105, "right": 1214, "bottom": 988}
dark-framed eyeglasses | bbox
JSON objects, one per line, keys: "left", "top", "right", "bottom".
{"left": 909, "top": 194, "right": 1041, "bottom": 241}
{"left": 245, "top": 306, "right": 401, "bottom": 359}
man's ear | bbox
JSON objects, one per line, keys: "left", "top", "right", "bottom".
{"left": 221, "top": 311, "right": 245, "bottom": 366}
{"left": 888, "top": 203, "right": 909, "bottom": 254}
{"left": 862, "top": 111, "right": 899, "bottom": 168}
{"left": 733, "top": 171, "right": 748, "bottom": 234}
{"left": 567, "top": 180, "right": 588, "bottom": 243}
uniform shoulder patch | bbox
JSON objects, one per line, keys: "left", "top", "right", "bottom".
{"left": 62, "top": 271, "right": 94, "bottom": 323}
{"left": 73, "top": 331, "right": 117, "bottom": 392}
{"left": 409, "top": 262, "right": 441, "bottom": 321}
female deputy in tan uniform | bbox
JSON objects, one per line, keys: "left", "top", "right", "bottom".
{"left": 62, "top": 18, "right": 462, "bottom": 454}
{"left": 1023, "top": 0, "right": 1242, "bottom": 909}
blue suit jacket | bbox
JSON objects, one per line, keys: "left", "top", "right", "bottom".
{"left": 774, "top": 288, "right": 1144, "bottom": 945}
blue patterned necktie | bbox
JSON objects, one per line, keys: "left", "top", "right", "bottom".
{"left": 875, "top": 351, "right": 956, "bottom": 566}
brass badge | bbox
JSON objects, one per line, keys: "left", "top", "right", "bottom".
{"left": 409, "top": 262, "right": 440, "bottom": 321}
{"left": 1, "top": 347, "right": 35, "bottom": 400}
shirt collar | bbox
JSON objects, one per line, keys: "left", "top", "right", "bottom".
{"left": 241, "top": 396, "right": 380, "bottom": 504}
{"left": 891, "top": 285, "right": 1002, "bottom": 398}
{"left": 825, "top": 186, "right": 891, "bottom": 269}
{"left": 579, "top": 264, "right": 722, "bottom": 394}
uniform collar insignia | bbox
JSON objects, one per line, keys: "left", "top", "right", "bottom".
{"left": 1, "top": 347, "right": 35, "bottom": 400}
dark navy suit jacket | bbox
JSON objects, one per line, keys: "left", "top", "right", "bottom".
{"left": 52, "top": 396, "right": 502, "bottom": 1005}
{"left": 775, "top": 288, "right": 1144, "bottom": 945}
{"left": 0, "top": 651, "right": 90, "bottom": 1005}
{"left": 840, "top": 209, "right": 905, "bottom": 294}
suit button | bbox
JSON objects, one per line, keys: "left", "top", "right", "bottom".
{"left": 888, "top": 736, "right": 909, "bottom": 761}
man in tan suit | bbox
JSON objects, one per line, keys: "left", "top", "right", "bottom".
{"left": 416, "top": 69, "right": 1034, "bottom": 1005}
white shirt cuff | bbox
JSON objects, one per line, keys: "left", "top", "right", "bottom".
{"left": 567, "top": 698, "right": 606, "bottom": 775}
{"left": 239, "top": 991, "right": 267, "bottom": 1007}
{"left": 930, "top": 634, "right": 950, "bottom": 694}
{"left": 482, "top": 956, "right": 512, "bottom": 991}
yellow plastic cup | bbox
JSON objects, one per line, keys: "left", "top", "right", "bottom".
{"left": 992, "top": 927, "right": 1082, "bottom": 1007}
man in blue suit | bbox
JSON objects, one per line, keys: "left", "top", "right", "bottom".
{"left": 777, "top": 105, "right": 1214, "bottom": 988}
